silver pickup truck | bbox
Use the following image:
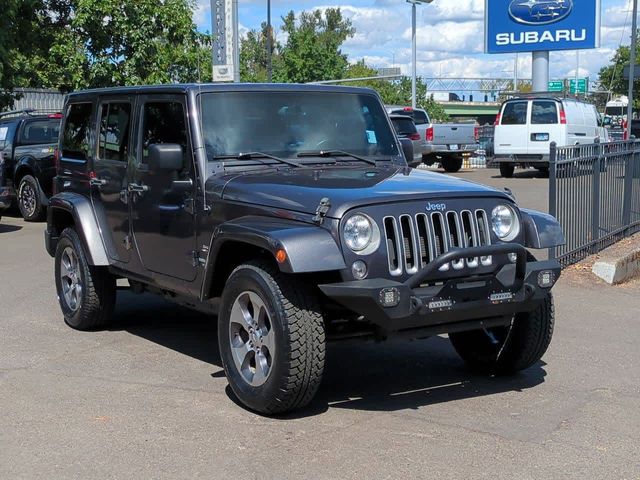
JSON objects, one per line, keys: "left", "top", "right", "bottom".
{"left": 386, "top": 106, "right": 479, "bottom": 173}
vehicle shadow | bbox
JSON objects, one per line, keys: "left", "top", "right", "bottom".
{"left": 113, "top": 290, "right": 547, "bottom": 417}
{"left": 490, "top": 170, "right": 548, "bottom": 180}
{"left": 0, "top": 223, "right": 23, "bottom": 233}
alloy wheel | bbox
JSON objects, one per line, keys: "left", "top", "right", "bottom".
{"left": 59, "top": 247, "right": 83, "bottom": 312}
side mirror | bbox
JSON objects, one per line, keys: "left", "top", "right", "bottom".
{"left": 148, "top": 144, "right": 183, "bottom": 172}
{"left": 399, "top": 138, "right": 414, "bottom": 165}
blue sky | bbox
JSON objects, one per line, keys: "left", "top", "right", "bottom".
{"left": 194, "top": 0, "right": 635, "bottom": 85}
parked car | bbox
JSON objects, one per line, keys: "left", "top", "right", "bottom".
{"left": 494, "top": 96, "right": 604, "bottom": 178}
{"left": 386, "top": 106, "right": 479, "bottom": 173}
{"left": 0, "top": 109, "right": 62, "bottom": 220}
{"left": 45, "top": 84, "right": 564, "bottom": 414}
{"left": 389, "top": 114, "right": 425, "bottom": 167}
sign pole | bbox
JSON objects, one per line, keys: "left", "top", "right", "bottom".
{"left": 628, "top": 0, "right": 638, "bottom": 122}
{"left": 532, "top": 51, "right": 549, "bottom": 92}
{"left": 411, "top": 1, "right": 417, "bottom": 108}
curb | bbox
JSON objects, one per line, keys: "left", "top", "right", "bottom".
{"left": 592, "top": 246, "right": 640, "bottom": 285}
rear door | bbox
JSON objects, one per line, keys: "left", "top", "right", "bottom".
{"left": 494, "top": 100, "right": 529, "bottom": 156}
{"left": 528, "top": 100, "right": 560, "bottom": 154}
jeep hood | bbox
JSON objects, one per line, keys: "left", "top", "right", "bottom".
{"left": 208, "top": 166, "right": 511, "bottom": 218}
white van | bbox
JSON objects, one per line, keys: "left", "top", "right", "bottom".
{"left": 493, "top": 96, "right": 605, "bottom": 178}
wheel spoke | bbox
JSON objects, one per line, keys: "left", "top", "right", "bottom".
{"left": 253, "top": 351, "right": 269, "bottom": 384}
{"left": 261, "top": 329, "right": 276, "bottom": 356}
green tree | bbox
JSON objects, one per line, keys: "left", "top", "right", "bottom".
{"left": 598, "top": 43, "right": 640, "bottom": 108}
{"left": 23, "top": 0, "right": 210, "bottom": 92}
{"left": 0, "top": 0, "right": 42, "bottom": 109}
{"left": 275, "top": 8, "right": 355, "bottom": 83}
{"left": 240, "top": 22, "right": 278, "bottom": 83}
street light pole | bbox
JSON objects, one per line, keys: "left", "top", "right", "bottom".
{"left": 408, "top": 0, "right": 433, "bottom": 109}
{"left": 627, "top": 0, "right": 638, "bottom": 122}
{"left": 266, "top": 0, "right": 272, "bottom": 83}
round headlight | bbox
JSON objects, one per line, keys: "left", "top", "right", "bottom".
{"left": 344, "top": 214, "right": 374, "bottom": 252}
{"left": 491, "top": 205, "right": 520, "bottom": 241}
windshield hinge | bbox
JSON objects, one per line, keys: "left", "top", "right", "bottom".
{"left": 313, "top": 197, "right": 331, "bottom": 225}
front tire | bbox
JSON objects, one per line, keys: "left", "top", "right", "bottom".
{"left": 54, "top": 228, "right": 116, "bottom": 330}
{"left": 218, "top": 261, "right": 325, "bottom": 415}
{"left": 449, "top": 293, "right": 554, "bottom": 374}
{"left": 18, "top": 175, "right": 46, "bottom": 222}
{"left": 499, "top": 163, "right": 515, "bottom": 178}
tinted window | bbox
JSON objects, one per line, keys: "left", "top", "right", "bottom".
{"left": 501, "top": 101, "right": 528, "bottom": 125}
{"left": 0, "top": 123, "right": 12, "bottom": 149}
{"left": 98, "top": 103, "right": 131, "bottom": 162}
{"left": 390, "top": 109, "right": 429, "bottom": 125}
{"left": 531, "top": 101, "right": 558, "bottom": 125}
{"left": 391, "top": 117, "right": 417, "bottom": 137}
{"left": 141, "top": 102, "right": 187, "bottom": 164}
{"left": 201, "top": 92, "right": 398, "bottom": 160}
{"left": 62, "top": 103, "right": 93, "bottom": 161}
{"left": 19, "top": 119, "right": 60, "bottom": 145}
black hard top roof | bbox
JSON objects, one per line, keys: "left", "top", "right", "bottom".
{"left": 66, "top": 83, "right": 377, "bottom": 101}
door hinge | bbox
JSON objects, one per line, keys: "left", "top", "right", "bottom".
{"left": 124, "top": 235, "right": 132, "bottom": 251}
{"left": 191, "top": 250, "right": 206, "bottom": 267}
{"left": 313, "top": 197, "right": 331, "bottom": 225}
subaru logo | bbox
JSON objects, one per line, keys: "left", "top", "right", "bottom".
{"left": 426, "top": 202, "right": 447, "bottom": 212}
{"left": 509, "top": 0, "right": 573, "bottom": 26}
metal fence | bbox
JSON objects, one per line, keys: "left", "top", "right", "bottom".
{"left": 549, "top": 140, "right": 640, "bottom": 266}
{"left": 3, "top": 88, "right": 65, "bottom": 113}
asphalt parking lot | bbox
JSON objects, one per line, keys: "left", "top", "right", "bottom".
{"left": 1, "top": 168, "right": 639, "bottom": 479}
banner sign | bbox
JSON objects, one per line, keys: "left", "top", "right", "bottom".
{"left": 211, "top": 0, "right": 235, "bottom": 82}
{"left": 485, "top": 0, "right": 601, "bottom": 54}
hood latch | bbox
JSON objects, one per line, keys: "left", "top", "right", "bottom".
{"left": 313, "top": 197, "right": 331, "bottom": 225}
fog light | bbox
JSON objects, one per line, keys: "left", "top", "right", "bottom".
{"left": 538, "top": 270, "right": 556, "bottom": 288}
{"left": 351, "top": 260, "right": 368, "bottom": 280}
{"left": 379, "top": 287, "right": 400, "bottom": 308}
{"left": 508, "top": 253, "right": 518, "bottom": 263}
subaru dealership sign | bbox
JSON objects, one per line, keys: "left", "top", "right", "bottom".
{"left": 485, "top": 0, "right": 601, "bottom": 54}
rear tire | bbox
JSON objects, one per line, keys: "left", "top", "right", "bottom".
{"left": 499, "top": 163, "right": 515, "bottom": 178}
{"left": 18, "top": 175, "right": 46, "bottom": 222}
{"left": 218, "top": 260, "right": 325, "bottom": 414}
{"left": 442, "top": 156, "right": 463, "bottom": 173}
{"left": 54, "top": 228, "right": 116, "bottom": 330}
{"left": 449, "top": 293, "right": 554, "bottom": 374}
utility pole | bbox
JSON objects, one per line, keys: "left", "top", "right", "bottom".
{"left": 628, "top": 0, "right": 638, "bottom": 122}
{"left": 407, "top": 0, "right": 434, "bottom": 109}
{"left": 266, "top": 0, "right": 272, "bottom": 83}
{"left": 514, "top": 53, "right": 519, "bottom": 92}
{"left": 575, "top": 51, "right": 580, "bottom": 97}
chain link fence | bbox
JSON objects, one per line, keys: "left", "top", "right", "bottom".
{"left": 549, "top": 140, "right": 640, "bottom": 266}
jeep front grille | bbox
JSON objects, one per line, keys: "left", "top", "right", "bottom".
{"left": 383, "top": 210, "right": 492, "bottom": 277}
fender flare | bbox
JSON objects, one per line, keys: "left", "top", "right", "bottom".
{"left": 46, "top": 192, "right": 112, "bottom": 266}
{"left": 520, "top": 208, "right": 566, "bottom": 249}
{"left": 201, "top": 216, "right": 346, "bottom": 299}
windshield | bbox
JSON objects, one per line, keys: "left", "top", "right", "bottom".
{"left": 199, "top": 91, "right": 400, "bottom": 160}
{"left": 605, "top": 106, "right": 625, "bottom": 117}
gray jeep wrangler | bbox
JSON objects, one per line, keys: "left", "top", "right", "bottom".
{"left": 45, "top": 84, "right": 564, "bottom": 414}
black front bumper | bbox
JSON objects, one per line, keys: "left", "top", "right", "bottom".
{"left": 319, "top": 244, "right": 561, "bottom": 333}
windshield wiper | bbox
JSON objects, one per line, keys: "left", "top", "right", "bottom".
{"left": 297, "top": 150, "right": 377, "bottom": 166}
{"left": 213, "top": 152, "right": 302, "bottom": 168}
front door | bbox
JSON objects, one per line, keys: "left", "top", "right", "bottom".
{"left": 91, "top": 98, "right": 133, "bottom": 263}
{"left": 129, "top": 96, "right": 197, "bottom": 281}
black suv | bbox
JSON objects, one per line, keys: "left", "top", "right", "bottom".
{"left": 0, "top": 109, "right": 62, "bottom": 221}
{"left": 45, "top": 84, "right": 564, "bottom": 414}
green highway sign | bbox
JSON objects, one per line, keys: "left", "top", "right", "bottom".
{"left": 548, "top": 81, "right": 564, "bottom": 92}
{"left": 569, "top": 78, "right": 588, "bottom": 94}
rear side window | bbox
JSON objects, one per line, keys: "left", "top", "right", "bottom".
{"left": 501, "top": 102, "right": 528, "bottom": 125}
{"left": 141, "top": 102, "right": 187, "bottom": 165}
{"left": 62, "top": 103, "right": 93, "bottom": 161}
{"left": 531, "top": 101, "right": 558, "bottom": 124}
{"left": 391, "top": 109, "right": 429, "bottom": 125}
{"left": 0, "top": 122, "right": 18, "bottom": 150}
{"left": 19, "top": 119, "right": 61, "bottom": 145}
{"left": 98, "top": 102, "right": 131, "bottom": 162}
{"left": 391, "top": 118, "right": 417, "bottom": 137}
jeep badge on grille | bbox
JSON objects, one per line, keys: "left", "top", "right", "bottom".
{"left": 426, "top": 202, "right": 447, "bottom": 212}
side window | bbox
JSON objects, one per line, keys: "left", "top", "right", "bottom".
{"left": 0, "top": 122, "right": 18, "bottom": 150}
{"left": 531, "top": 101, "right": 558, "bottom": 125}
{"left": 62, "top": 103, "right": 93, "bottom": 161}
{"left": 0, "top": 124, "right": 9, "bottom": 149}
{"left": 141, "top": 102, "right": 187, "bottom": 165}
{"left": 19, "top": 119, "right": 61, "bottom": 145}
{"left": 501, "top": 102, "right": 528, "bottom": 125}
{"left": 98, "top": 102, "right": 131, "bottom": 162}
